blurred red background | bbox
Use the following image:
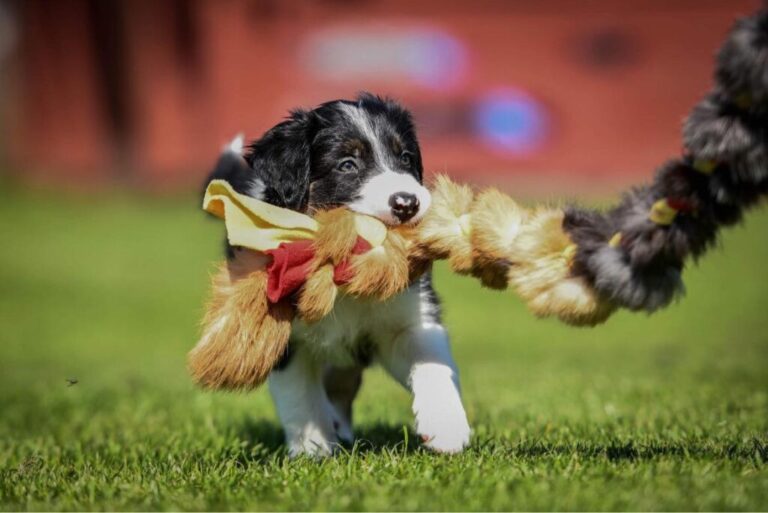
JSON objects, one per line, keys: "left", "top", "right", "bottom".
{"left": 0, "top": 0, "right": 760, "bottom": 193}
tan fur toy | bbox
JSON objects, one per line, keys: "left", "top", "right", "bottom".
{"left": 417, "top": 176, "right": 615, "bottom": 326}
{"left": 189, "top": 176, "right": 613, "bottom": 391}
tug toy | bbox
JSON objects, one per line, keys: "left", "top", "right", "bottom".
{"left": 190, "top": 9, "right": 768, "bottom": 390}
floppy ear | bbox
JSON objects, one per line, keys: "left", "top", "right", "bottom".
{"left": 244, "top": 109, "right": 315, "bottom": 211}
{"left": 204, "top": 134, "right": 261, "bottom": 196}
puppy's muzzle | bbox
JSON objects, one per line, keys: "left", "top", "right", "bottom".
{"left": 389, "top": 192, "right": 420, "bottom": 222}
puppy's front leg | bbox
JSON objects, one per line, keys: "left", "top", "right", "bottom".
{"left": 268, "top": 346, "right": 340, "bottom": 457}
{"left": 379, "top": 323, "right": 471, "bottom": 453}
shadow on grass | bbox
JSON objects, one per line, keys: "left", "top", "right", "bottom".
{"left": 236, "top": 418, "right": 284, "bottom": 454}
{"left": 236, "top": 419, "right": 423, "bottom": 462}
{"left": 349, "top": 423, "right": 422, "bottom": 454}
{"left": 501, "top": 438, "right": 768, "bottom": 463}
{"left": 236, "top": 419, "right": 767, "bottom": 464}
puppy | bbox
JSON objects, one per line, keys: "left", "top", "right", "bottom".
{"left": 207, "top": 93, "right": 470, "bottom": 456}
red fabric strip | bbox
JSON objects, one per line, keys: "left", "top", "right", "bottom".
{"left": 667, "top": 197, "right": 696, "bottom": 213}
{"left": 265, "top": 240, "right": 316, "bottom": 303}
{"left": 264, "top": 236, "right": 374, "bottom": 303}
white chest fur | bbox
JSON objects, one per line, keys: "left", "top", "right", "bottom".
{"left": 291, "top": 284, "right": 423, "bottom": 365}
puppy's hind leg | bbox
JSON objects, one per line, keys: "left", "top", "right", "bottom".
{"left": 268, "top": 346, "right": 341, "bottom": 457}
{"left": 323, "top": 365, "right": 363, "bottom": 444}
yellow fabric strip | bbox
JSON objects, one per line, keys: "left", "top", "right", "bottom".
{"left": 562, "top": 243, "right": 577, "bottom": 263}
{"left": 692, "top": 158, "right": 717, "bottom": 174}
{"left": 649, "top": 199, "right": 678, "bottom": 225}
{"left": 354, "top": 215, "right": 388, "bottom": 247}
{"left": 203, "top": 179, "right": 318, "bottom": 251}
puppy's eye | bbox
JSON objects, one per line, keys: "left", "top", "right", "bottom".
{"left": 338, "top": 159, "right": 359, "bottom": 173}
{"left": 400, "top": 152, "right": 412, "bottom": 167}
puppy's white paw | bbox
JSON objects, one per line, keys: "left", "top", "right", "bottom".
{"left": 410, "top": 363, "right": 471, "bottom": 454}
{"left": 413, "top": 400, "right": 471, "bottom": 454}
{"left": 416, "top": 417, "right": 471, "bottom": 454}
{"left": 285, "top": 425, "right": 337, "bottom": 458}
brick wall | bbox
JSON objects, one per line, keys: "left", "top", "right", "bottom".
{"left": 6, "top": 0, "right": 759, "bottom": 192}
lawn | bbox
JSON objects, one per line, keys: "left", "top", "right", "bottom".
{"left": 0, "top": 183, "right": 766, "bottom": 511}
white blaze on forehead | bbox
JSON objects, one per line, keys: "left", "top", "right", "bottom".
{"left": 339, "top": 103, "right": 393, "bottom": 170}
{"left": 349, "top": 170, "right": 431, "bottom": 225}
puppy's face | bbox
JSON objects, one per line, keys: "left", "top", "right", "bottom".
{"left": 242, "top": 94, "right": 431, "bottom": 225}
{"left": 308, "top": 98, "right": 430, "bottom": 224}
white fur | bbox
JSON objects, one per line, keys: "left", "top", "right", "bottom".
{"left": 291, "top": 286, "right": 421, "bottom": 366}
{"left": 224, "top": 133, "right": 244, "bottom": 155}
{"left": 377, "top": 322, "right": 470, "bottom": 454}
{"left": 268, "top": 349, "right": 341, "bottom": 457}
{"left": 269, "top": 282, "right": 470, "bottom": 456}
{"left": 248, "top": 178, "right": 266, "bottom": 200}
{"left": 195, "top": 314, "right": 228, "bottom": 351}
{"left": 349, "top": 170, "right": 432, "bottom": 225}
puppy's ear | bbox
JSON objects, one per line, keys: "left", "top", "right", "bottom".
{"left": 244, "top": 109, "right": 316, "bottom": 210}
{"left": 205, "top": 134, "right": 266, "bottom": 199}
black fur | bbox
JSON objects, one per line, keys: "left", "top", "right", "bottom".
{"left": 418, "top": 273, "right": 442, "bottom": 325}
{"left": 244, "top": 110, "right": 315, "bottom": 211}
{"left": 209, "top": 92, "right": 424, "bottom": 213}
{"left": 716, "top": 6, "right": 768, "bottom": 115}
{"left": 565, "top": 201, "right": 684, "bottom": 312}
{"left": 350, "top": 334, "right": 376, "bottom": 367}
{"left": 683, "top": 90, "right": 768, "bottom": 184}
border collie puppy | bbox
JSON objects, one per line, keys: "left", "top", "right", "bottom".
{"left": 208, "top": 93, "right": 470, "bottom": 456}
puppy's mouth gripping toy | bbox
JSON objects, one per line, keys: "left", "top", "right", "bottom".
{"left": 190, "top": 8, "right": 768, "bottom": 391}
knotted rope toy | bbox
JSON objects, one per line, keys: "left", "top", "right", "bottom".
{"left": 190, "top": 8, "right": 768, "bottom": 390}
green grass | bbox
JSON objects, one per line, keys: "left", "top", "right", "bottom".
{"left": 0, "top": 184, "right": 766, "bottom": 511}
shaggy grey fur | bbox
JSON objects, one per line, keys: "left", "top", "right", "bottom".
{"left": 587, "top": 246, "right": 683, "bottom": 312}
{"left": 716, "top": 7, "right": 768, "bottom": 114}
{"left": 683, "top": 91, "right": 768, "bottom": 184}
{"left": 563, "top": 7, "right": 768, "bottom": 314}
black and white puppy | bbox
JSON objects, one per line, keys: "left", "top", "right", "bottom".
{"left": 208, "top": 93, "right": 470, "bottom": 456}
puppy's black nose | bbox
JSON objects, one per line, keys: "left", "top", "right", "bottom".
{"left": 389, "top": 192, "right": 420, "bottom": 222}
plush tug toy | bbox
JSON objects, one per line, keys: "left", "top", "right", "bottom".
{"left": 190, "top": 8, "right": 768, "bottom": 391}
{"left": 190, "top": 180, "right": 422, "bottom": 390}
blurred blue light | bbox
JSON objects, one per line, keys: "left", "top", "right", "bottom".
{"left": 473, "top": 90, "right": 548, "bottom": 155}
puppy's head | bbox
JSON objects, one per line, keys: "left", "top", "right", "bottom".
{"left": 213, "top": 93, "right": 430, "bottom": 225}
